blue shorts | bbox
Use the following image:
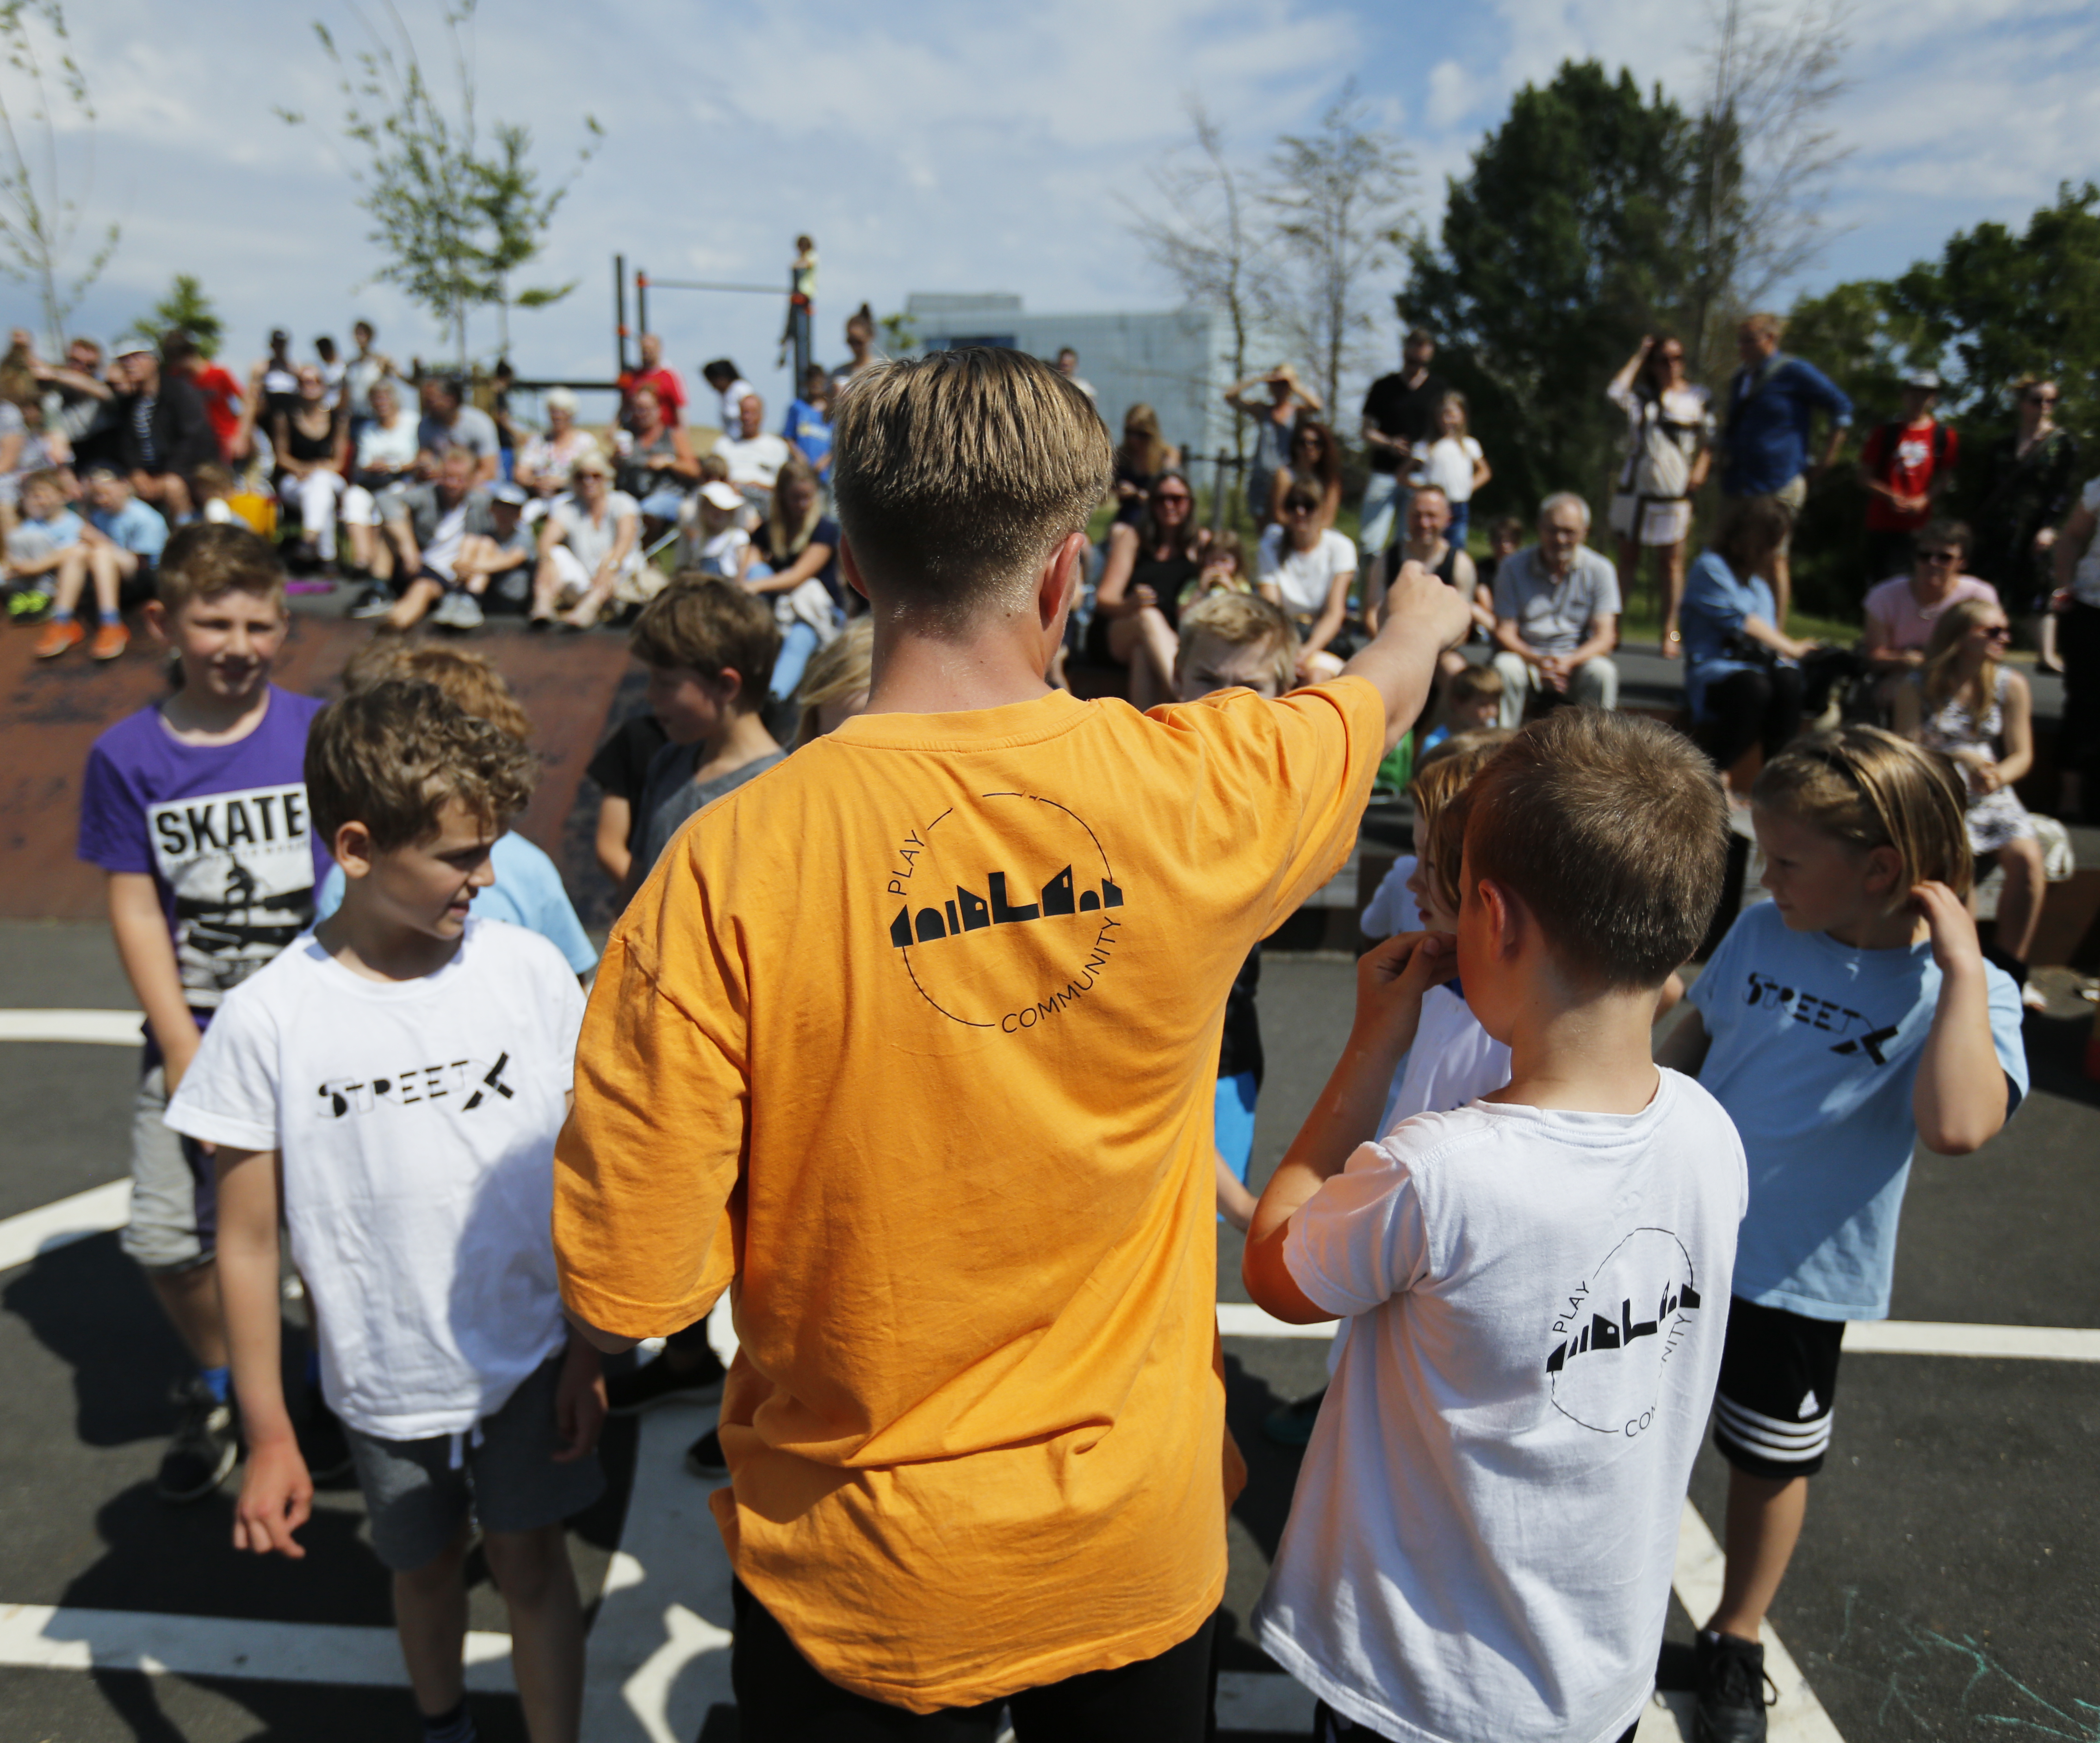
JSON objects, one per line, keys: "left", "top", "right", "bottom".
{"left": 1215, "top": 1071, "right": 1258, "bottom": 1181}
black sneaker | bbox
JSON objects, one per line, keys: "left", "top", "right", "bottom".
{"left": 1693, "top": 1628, "right": 1776, "bottom": 1743}
{"left": 685, "top": 1427, "right": 728, "bottom": 1479}
{"left": 347, "top": 584, "right": 396, "bottom": 620}
{"left": 298, "top": 1389, "right": 355, "bottom": 1482}
{"left": 157, "top": 1377, "right": 238, "bottom": 1503}
{"left": 607, "top": 1347, "right": 727, "bottom": 1416}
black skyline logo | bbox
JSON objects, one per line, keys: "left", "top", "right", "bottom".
{"left": 1545, "top": 1282, "right": 1700, "bottom": 1374}
{"left": 888, "top": 864, "right": 1122, "bottom": 948}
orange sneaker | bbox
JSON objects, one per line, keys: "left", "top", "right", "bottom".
{"left": 34, "top": 618, "right": 84, "bottom": 659}
{"left": 90, "top": 620, "right": 129, "bottom": 662}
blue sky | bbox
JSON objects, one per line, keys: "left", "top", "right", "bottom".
{"left": 14, "top": 0, "right": 2097, "bottom": 419}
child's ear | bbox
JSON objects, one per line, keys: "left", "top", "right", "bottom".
{"left": 1862, "top": 844, "right": 1906, "bottom": 899}
{"left": 333, "top": 821, "right": 376, "bottom": 881}
{"left": 142, "top": 599, "right": 169, "bottom": 646}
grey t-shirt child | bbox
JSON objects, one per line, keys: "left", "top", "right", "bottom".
{"left": 632, "top": 744, "right": 785, "bottom": 889}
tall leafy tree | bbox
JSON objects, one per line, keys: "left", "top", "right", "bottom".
{"left": 1404, "top": 61, "right": 1698, "bottom": 521}
{"left": 128, "top": 273, "right": 224, "bottom": 356}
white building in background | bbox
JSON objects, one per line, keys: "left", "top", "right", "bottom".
{"left": 902, "top": 293, "right": 1234, "bottom": 468}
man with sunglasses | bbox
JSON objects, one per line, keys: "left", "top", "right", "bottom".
{"left": 1860, "top": 369, "right": 1959, "bottom": 591}
{"left": 1861, "top": 520, "right": 2000, "bottom": 711}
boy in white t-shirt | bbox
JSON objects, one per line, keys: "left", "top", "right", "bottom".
{"left": 167, "top": 681, "right": 604, "bottom": 1743}
{"left": 1244, "top": 708, "right": 1744, "bottom": 1743}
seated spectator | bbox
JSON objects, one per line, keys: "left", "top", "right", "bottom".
{"left": 0, "top": 341, "right": 68, "bottom": 537}
{"left": 782, "top": 365, "right": 834, "bottom": 477}
{"left": 339, "top": 379, "right": 421, "bottom": 588}
{"left": 1110, "top": 403, "right": 1180, "bottom": 527}
{"left": 167, "top": 332, "right": 248, "bottom": 465}
{"left": 744, "top": 457, "right": 842, "bottom": 703}
{"left": 258, "top": 327, "right": 299, "bottom": 429}
{"left": 1267, "top": 416, "right": 1342, "bottom": 532}
{"left": 353, "top": 446, "right": 494, "bottom": 631}
{"left": 619, "top": 332, "right": 688, "bottom": 428}
{"left": 35, "top": 465, "right": 168, "bottom": 662}
{"left": 676, "top": 480, "right": 756, "bottom": 581}
{"left": 1488, "top": 491, "right": 1621, "bottom": 726}
{"left": 1091, "top": 469, "right": 1206, "bottom": 707}
{"left": 616, "top": 383, "right": 698, "bottom": 531}
{"left": 1364, "top": 485, "right": 1487, "bottom": 667}
{"left": 31, "top": 332, "right": 119, "bottom": 467}
{"left": 1419, "top": 662, "right": 1504, "bottom": 754}
{"left": 113, "top": 338, "right": 217, "bottom": 522}
{"left": 790, "top": 615, "right": 874, "bottom": 747}
{"left": 1893, "top": 597, "right": 2047, "bottom": 1002}
{"left": 415, "top": 374, "right": 500, "bottom": 484}
{"left": 273, "top": 364, "right": 347, "bottom": 571}
{"left": 452, "top": 481, "right": 539, "bottom": 616}
{"left": 1862, "top": 520, "right": 1999, "bottom": 707}
{"left": 4, "top": 465, "right": 81, "bottom": 619}
{"left": 530, "top": 448, "right": 641, "bottom": 631}
{"left": 516, "top": 387, "right": 596, "bottom": 499}
{"left": 716, "top": 391, "right": 792, "bottom": 507}
{"left": 1476, "top": 513, "right": 1525, "bottom": 596}
{"left": 341, "top": 320, "right": 395, "bottom": 446}
{"left": 192, "top": 463, "right": 244, "bottom": 527}
{"left": 1681, "top": 496, "right": 1818, "bottom": 785}
{"left": 313, "top": 334, "right": 346, "bottom": 409}
{"left": 1181, "top": 529, "right": 1249, "bottom": 614}
{"left": 489, "top": 356, "right": 521, "bottom": 477}
{"left": 701, "top": 358, "right": 757, "bottom": 432}
{"left": 1257, "top": 481, "right": 1357, "bottom": 681}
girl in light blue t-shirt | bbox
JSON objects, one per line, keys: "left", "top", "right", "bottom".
{"left": 1656, "top": 725, "right": 2027, "bottom": 1743}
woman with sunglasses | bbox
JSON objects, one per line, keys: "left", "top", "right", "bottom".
{"left": 1973, "top": 377, "right": 2078, "bottom": 673}
{"left": 1893, "top": 598, "right": 2047, "bottom": 996}
{"left": 1606, "top": 333, "right": 1712, "bottom": 658}
{"left": 1265, "top": 416, "right": 1343, "bottom": 533}
{"left": 1088, "top": 469, "right": 1207, "bottom": 707}
{"left": 1861, "top": 520, "right": 2000, "bottom": 713}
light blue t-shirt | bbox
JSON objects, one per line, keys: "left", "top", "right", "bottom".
{"left": 315, "top": 830, "right": 597, "bottom": 976}
{"left": 1688, "top": 901, "right": 2026, "bottom": 1321}
{"left": 1680, "top": 549, "right": 1787, "bottom": 720}
{"left": 91, "top": 497, "right": 170, "bottom": 562}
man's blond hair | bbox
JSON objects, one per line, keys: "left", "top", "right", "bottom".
{"left": 830, "top": 348, "right": 1113, "bottom": 627}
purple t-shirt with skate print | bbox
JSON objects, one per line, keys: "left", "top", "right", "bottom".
{"left": 79, "top": 684, "right": 329, "bottom": 1023}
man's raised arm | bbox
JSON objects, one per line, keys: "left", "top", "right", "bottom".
{"left": 1341, "top": 559, "right": 1474, "bottom": 753}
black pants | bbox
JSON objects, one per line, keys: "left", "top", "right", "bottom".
{"left": 1701, "top": 664, "right": 1805, "bottom": 772}
{"left": 1315, "top": 1700, "right": 1636, "bottom": 1743}
{"left": 730, "top": 1579, "right": 1218, "bottom": 1742}
{"left": 2060, "top": 599, "right": 2100, "bottom": 822}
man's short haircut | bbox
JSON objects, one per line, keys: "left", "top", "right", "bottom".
{"left": 1410, "top": 482, "right": 1450, "bottom": 505}
{"left": 1752, "top": 725, "right": 1971, "bottom": 901}
{"left": 630, "top": 574, "right": 781, "bottom": 707}
{"left": 1462, "top": 708, "right": 1728, "bottom": 987}
{"left": 1744, "top": 312, "right": 1785, "bottom": 342}
{"left": 1177, "top": 591, "right": 1298, "bottom": 695}
{"left": 1538, "top": 490, "right": 1591, "bottom": 528}
{"left": 1411, "top": 728, "right": 1515, "bottom": 914}
{"left": 829, "top": 348, "right": 1114, "bottom": 628}
{"left": 1914, "top": 518, "right": 1972, "bottom": 559}
{"left": 69, "top": 335, "right": 101, "bottom": 357}
{"left": 431, "top": 376, "right": 463, "bottom": 405}
{"left": 1448, "top": 663, "right": 1504, "bottom": 703}
{"left": 339, "top": 641, "right": 534, "bottom": 745}
{"left": 157, "top": 522, "right": 285, "bottom": 615}
{"left": 306, "top": 679, "right": 537, "bottom": 853}
{"left": 160, "top": 330, "right": 198, "bottom": 367}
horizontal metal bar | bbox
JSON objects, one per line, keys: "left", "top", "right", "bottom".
{"left": 640, "top": 279, "right": 784, "bottom": 296}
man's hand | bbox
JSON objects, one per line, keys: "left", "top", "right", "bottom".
{"left": 232, "top": 1438, "right": 313, "bottom": 1558}
{"left": 552, "top": 1335, "right": 607, "bottom": 1463}
{"left": 1381, "top": 558, "right": 1474, "bottom": 651}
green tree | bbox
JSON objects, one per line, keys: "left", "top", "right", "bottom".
{"left": 0, "top": 0, "right": 116, "bottom": 354}
{"left": 282, "top": 0, "right": 598, "bottom": 367}
{"left": 127, "top": 273, "right": 224, "bottom": 356}
{"left": 1403, "top": 61, "right": 1699, "bottom": 522}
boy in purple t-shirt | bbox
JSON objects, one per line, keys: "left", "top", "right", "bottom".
{"left": 77, "top": 522, "right": 339, "bottom": 1503}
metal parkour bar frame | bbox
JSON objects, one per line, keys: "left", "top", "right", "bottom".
{"left": 613, "top": 254, "right": 808, "bottom": 380}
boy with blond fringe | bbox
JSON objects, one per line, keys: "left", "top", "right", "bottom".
{"left": 1245, "top": 709, "right": 1742, "bottom": 1743}
{"left": 555, "top": 348, "right": 1474, "bottom": 1738}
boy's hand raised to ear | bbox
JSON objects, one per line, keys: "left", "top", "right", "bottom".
{"left": 1342, "top": 561, "right": 1478, "bottom": 754}
{"left": 1354, "top": 931, "right": 1461, "bottom": 1059}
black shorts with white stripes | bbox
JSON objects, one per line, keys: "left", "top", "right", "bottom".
{"left": 1712, "top": 1296, "right": 1846, "bottom": 1479}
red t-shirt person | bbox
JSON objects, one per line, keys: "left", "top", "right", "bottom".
{"left": 617, "top": 365, "right": 688, "bottom": 427}
{"left": 191, "top": 362, "right": 247, "bottom": 461}
{"left": 1861, "top": 416, "right": 1957, "bottom": 533}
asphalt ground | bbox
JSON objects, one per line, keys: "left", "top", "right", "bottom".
{"left": 1, "top": 926, "right": 2095, "bottom": 1740}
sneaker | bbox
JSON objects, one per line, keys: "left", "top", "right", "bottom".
{"left": 1693, "top": 1628, "right": 1776, "bottom": 1743}
{"left": 298, "top": 1390, "right": 355, "bottom": 1482}
{"left": 347, "top": 584, "right": 396, "bottom": 620}
{"left": 157, "top": 1376, "right": 239, "bottom": 1503}
{"left": 607, "top": 1346, "right": 727, "bottom": 1416}
{"left": 1262, "top": 1386, "right": 1328, "bottom": 1449}
{"left": 7, "top": 587, "right": 50, "bottom": 621}
{"left": 34, "top": 618, "right": 84, "bottom": 659}
{"left": 685, "top": 1427, "right": 729, "bottom": 1479}
{"left": 90, "top": 620, "right": 129, "bottom": 661}
{"left": 431, "top": 589, "right": 484, "bottom": 631}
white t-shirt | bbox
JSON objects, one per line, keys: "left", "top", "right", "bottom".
{"left": 1412, "top": 434, "right": 1484, "bottom": 504}
{"left": 718, "top": 379, "right": 759, "bottom": 431}
{"left": 694, "top": 526, "right": 750, "bottom": 578}
{"left": 1258, "top": 525, "right": 1357, "bottom": 617}
{"left": 354, "top": 410, "right": 420, "bottom": 475}
{"left": 423, "top": 499, "right": 470, "bottom": 581}
{"left": 551, "top": 490, "right": 639, "bottom": 576}
{"left": 1360, "top": 856, "right": 1421, "bottom": 939}
{"left": 1381, "top": 982, "right": 1511, "bottom": 1138}
{"left": 1255, "top": 1072, "right": 1745, "bottom": 1743}
{"left": 164, "top": 920, "right": 587, "bottom": 1440}
{"left": 716, "top": 431, "right": 792, "bottom": 491}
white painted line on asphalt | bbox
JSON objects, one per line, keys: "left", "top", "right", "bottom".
{"left": 1843, "top": 1320, "right": 2100, "bottom": 1362}
{"left": 1217, "top": 1302, "right": 1335, "bottom": 1340}
{"left": 0, "top": 1008, "right": 142, "bottom": 1045}
{"left": 0, "top": 1179, "right": 130, "bottom": 1272}
{"left": 0, "top": 1602, "right": 515, "bottom": 1690}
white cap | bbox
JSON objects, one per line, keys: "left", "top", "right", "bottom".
{"left": 700, "top": 481, "right": 744, "bottom": 510}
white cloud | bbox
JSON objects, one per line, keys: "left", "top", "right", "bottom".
{"left": 1425, "top": 60, "right": 1478, "bottom": 130}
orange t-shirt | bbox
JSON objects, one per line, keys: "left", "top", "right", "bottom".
{"left": 555, "top": 678, "right": 1383, "bottom": 1712}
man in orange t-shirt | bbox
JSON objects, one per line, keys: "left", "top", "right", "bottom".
{"left": 556, "top": 348, "right": 1472, "bottom": 1738}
